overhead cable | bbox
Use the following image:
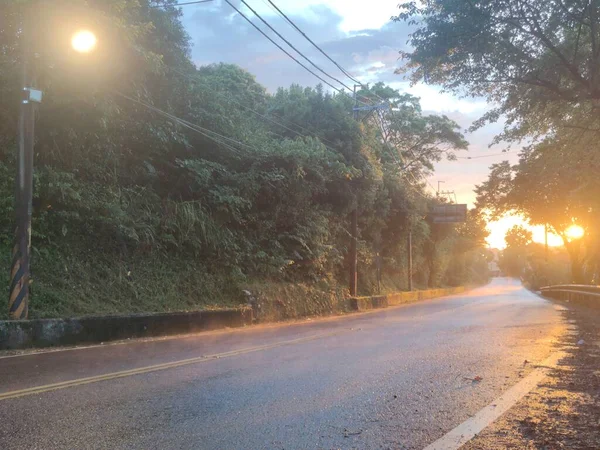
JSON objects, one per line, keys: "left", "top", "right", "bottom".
{"left": 236, "top": 0, "right": 355, "bottom": 92}
{"left": 223, "top": 0, "right": 370, "bottom": 107}
{"left": 114, "top": 91, "right": 259, "bottom": 155}
{"left": 169, "top": 67, "right": 340, "bottom": 149}
{"left": 456, "top": 151, "right": 515, "bottom": 159}
{"left": 265, "top": 0, "right": 363, "bottom": 86}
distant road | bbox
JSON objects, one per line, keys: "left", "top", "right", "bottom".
{"left": 0, "top": 278, "right": 565, "bottom": 449}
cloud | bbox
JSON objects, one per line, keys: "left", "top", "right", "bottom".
{"left": 181, "top": 1, "right": 411, "bottom": 92}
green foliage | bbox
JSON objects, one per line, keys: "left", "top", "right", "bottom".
{"left": 0, "top": 0, "right": 490, "bottom": 318}
{"left": 505, "top": 225, "right": 533, "bottom": 249}
{"left": 499, "top": 226, "right": 532, "bottom": 277}
{"left": 394, "top": 0, "right": 600, "bottom": 142}
{"left": 475, "top": 144, "right": 594, "bottom": 283}
{"left": 498, "top": 235, "right": 571, "bottom": 290}
{"left": 396, "top": 0, "right": 600, "bottom": 284}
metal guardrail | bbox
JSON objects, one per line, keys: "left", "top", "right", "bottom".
{"left": 539, "top": 284, "right": 600, "bottom": 303}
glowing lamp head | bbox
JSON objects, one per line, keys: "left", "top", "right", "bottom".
{"left": 71, "top": 30, "right": 97, "bottom": 53}
{"left": 565, "top": 224, "right": 584, "bottom": 240}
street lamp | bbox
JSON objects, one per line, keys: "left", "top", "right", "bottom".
{"left": 9, "top": 23, "right": 98, "bottom": 320}
{"left": 71, "top": 30, "right": 97, "bottom": 54}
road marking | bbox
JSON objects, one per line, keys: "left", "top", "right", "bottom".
{"left": 423, "top": 351, "right": 565, "bottom": 450}
{"left": 0, "top": 329, "right": 348, "bottom": 401}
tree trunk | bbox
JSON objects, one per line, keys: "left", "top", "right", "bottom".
{"left": 563, "top": 237, "right": 586, "bottom": 284}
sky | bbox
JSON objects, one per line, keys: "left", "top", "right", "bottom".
{"left": 180, "top": 0, "right": 558, "bottom": 250}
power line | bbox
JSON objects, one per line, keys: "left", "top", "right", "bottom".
{"left": 169, "top": 67, "right": 339, "bottom": 149}
{"left": 160, "top": 1, "right": 379, "bottom": 105}
{"left": 161, "top": 0, "right": 381, "bottom": 109}
{"left": 258, "top": 2, "right": 387, "bottom": 106}
{"left": 265, "top": 0, "right": 362, "bottom": 86}
{"left": 150, "top": 0, "right": 214, "bottom": 8}
{"left": 456, "top": 151, "right": 514, "bottom": 160}
{"left": 221, "top": 0, "right": 342, "bottom": 95}
{"left": 235, "top": 0, "right": 355, "bottom": 93}
{"left": 114, "top": 91, "right": 260, "bottom": 155}
{"left": 223, "top": 0, "right": 369, "bottom": 106}
{"left": 167, "top": 0, "right": 374, "bottom": 105}
{"left": 260, "top": 0, "right": 281, "bottom": 16}
{"left": 172, "top": 0, "right": 378, "bottom": 108}
{"left": 161, "top": 0, "right": 385, "bottom": 108}
{"left": 172, "top": 0, "right": 214, "bottom": 6}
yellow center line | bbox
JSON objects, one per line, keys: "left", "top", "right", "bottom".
{"left": 0, "top": 329, "right": 349, "bottom": 401}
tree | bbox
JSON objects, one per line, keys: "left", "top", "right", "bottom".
{"left": 498, "top": 226, "right": 532, "bottom": 278}
{"left": 358, "top": 84, "right": 468, "bottom": 177}
{"left": 505, "top": 225, "right": 533, "bottom": 249}
{"left": 474, "top": 145, "right": 592, "bottom": 283}
{"left": 394, "top": 0, "right": 600, "bottom": 141}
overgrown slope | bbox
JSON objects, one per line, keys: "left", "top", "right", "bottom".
{"left": 0, "top": 1, "right": 490, "bottom": 319}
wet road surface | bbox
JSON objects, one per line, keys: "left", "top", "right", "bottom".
{"left": 0, "top": 278, "right": 565, "bottom": 449}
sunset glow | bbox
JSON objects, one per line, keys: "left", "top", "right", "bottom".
{"left": 486, "top": 214, "right": 563, "bottom": 249}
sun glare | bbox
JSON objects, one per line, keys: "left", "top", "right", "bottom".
{"left": 486, "top": 214, "right": 563, "bottom": 249}
{"left": 71, "top": 30, "right": 97, "bottom": 53}
{"left": 565, "top": 224, "right": 584, "bottom": 240}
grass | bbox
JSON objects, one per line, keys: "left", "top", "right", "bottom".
{"left": 242, "top": 279, "right": 349, "bottom": 322}
{"left": 0, "top": 242, "right": 246, "bottom": 320}
{"left": 0, "top": 241, "right": 478, "bottom": 321}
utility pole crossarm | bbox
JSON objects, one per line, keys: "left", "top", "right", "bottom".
{"left": 352, "top": 103, "right": 389, "bottom": 112}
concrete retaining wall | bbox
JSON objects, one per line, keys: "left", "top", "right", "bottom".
{"left": 0, "top": 286, "right": 469, "bottom": 350}
{"left": 0, "top": 308, "right": 253, "bottom": 350}
{"left": 347, "top": 286, "right": 466, "bottom": 311}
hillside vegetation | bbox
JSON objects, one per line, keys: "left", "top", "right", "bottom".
{"left": 0, "top": 0, "right": 489, "bottom": 319}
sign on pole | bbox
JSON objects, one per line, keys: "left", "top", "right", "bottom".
{"left": 431, "top": 204, "right": 467, "bottom": 223}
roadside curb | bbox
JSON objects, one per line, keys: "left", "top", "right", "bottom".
{"left": 347, "top": 286, "right": 466, "bottom": 311}
{"left": 0, "top": 286, "right": 470, "bottom": 350}
{"left": 0, "top": 308, "right": 253, "bottom": 350}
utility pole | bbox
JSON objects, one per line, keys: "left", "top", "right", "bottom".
{"left": 376, "top": 248, "right": 382, "bottom": 294}
{"left": 545, "top": 224, "right": 549, "bottom": 261}
{"left": 437, "top": 180, "right": 445, "bottom": 195}
{"left": 9, "top": 12, "right": 41, "bottom": 319}
{"left": 349, "top": 84, "right": 359, "bottom": 297}
{"left": 348, "top": 88, "right": 389, "bottom": 296}
{"left": 407, "top": 229, "right": 413, "bottom": 291}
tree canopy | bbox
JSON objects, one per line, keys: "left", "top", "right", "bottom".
{"left": 0, "top": 0, "right": 489, "bottom": 318}
{"left": 394, "top": 0, "right": 600, "bottom": 141}
{"left": 395, "top": 0, "right": 600, "bottom": 283}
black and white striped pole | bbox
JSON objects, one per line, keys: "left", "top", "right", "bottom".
{"left": 8, "top": 9, "right": 98, "bottom": 319}
{"left": 9, "top": 13, "right": 41, "bottom": 320}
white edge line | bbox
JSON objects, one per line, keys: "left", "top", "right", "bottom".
{"left": 423, "top": 351, "right": 564, "bottom": 450}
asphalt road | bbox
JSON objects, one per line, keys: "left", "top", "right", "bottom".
{"left": 0, "top": 278, "right": 565, "bottom": 449}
